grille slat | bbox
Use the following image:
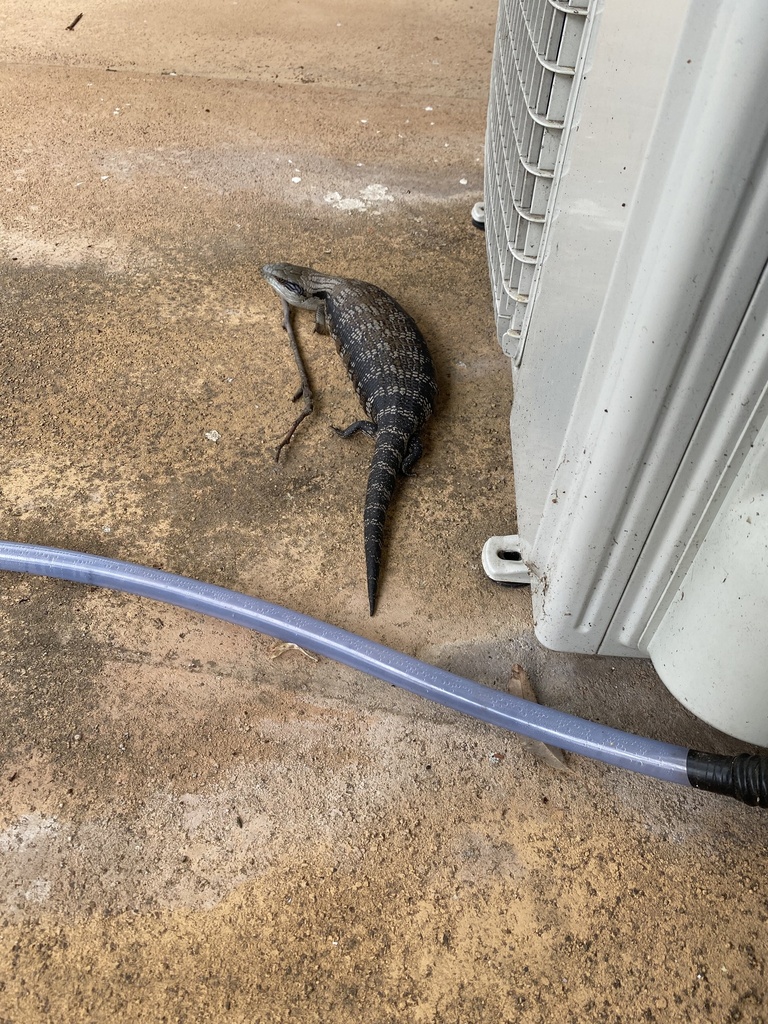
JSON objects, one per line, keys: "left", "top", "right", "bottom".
{"left": 485, "top": 0, "right": 589, "bottom": 356}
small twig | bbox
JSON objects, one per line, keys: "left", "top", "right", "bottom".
{"left": 508, "top": 664, "right": 571, "bottom": 771}
{"left": 65, "top": 12, "right": 83, "bottom": 31}
{"left": 274, "top": 297, "right": 314, "bottom": 462}
{"left": 267, "top": 642, "right": 318, "bottom": 662}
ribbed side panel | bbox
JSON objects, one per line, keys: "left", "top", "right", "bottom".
{"left": 485, "top": 0, "right": 589, "bottom": 356}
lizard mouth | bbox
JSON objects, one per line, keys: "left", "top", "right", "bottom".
{"left": 276, "top": 277, "right": 307, "bottom": 298}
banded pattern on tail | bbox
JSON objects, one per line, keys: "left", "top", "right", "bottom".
{"left": 364, "top": 427, "right": 411, "bottom": 615}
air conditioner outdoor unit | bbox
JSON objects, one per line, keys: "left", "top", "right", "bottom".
{"left": 481, "top": 0, "right": 768, "bottom": 745}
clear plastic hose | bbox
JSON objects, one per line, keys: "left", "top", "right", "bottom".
{"left": 0, "top": 541, "right": 691, "bottom": 786}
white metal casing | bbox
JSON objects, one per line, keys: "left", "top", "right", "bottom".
{"left": 484, "top": 0, "right": 768, "bottom": 743}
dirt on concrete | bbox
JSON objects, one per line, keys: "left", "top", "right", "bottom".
{"left": 0, "top": 2, "right": 766, "bottom": 1022}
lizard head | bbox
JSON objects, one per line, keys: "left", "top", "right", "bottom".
{"left": 261, "top": 263, "right": 323, "bottom": 310}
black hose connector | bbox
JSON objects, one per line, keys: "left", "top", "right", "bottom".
{"left": 687, "top": 750, "right": 768, "bottom": 806}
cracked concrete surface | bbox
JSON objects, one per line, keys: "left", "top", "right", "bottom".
{"left": 1, "top": 2, "right": 766, "bottom": 1022}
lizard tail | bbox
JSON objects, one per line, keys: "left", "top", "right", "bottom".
{"left": 364, "top": 427, "right": 409, "bottom": 615}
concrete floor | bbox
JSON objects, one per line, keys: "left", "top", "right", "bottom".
{"left": 1, "top": 2, "right": 766, "bottom": 1021}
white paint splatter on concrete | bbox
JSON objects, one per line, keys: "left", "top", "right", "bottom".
{"left": 0, "top": 814, "right": 60, "bottom": 853}
{"left": 324, "top": 192, "right": 366, "bottom": 211}
{"left": 24, "top": 878, "right": 52, "bottom": 903}
{"left": 0, "top": 813, "right": 60, "bottom": 912}
{"left": 359, "top": 183, "right": 393, "bottom": 203}
{"left": 324, "top": 183, "right": 395, "bottom": 213}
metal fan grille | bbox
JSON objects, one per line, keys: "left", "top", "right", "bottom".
{"left": 485, "top": 0, "right": 589, "bottom": 358}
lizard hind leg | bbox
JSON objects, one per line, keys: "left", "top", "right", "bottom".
{"left": 332, "top": 420, "right": 377, "bottom": 440}
{"left": 401, "top": 436, "right": 423, "bottom": 476}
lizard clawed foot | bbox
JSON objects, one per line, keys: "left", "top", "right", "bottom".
{"left": 332, "top": 420, "right": 377, "bottom": 440}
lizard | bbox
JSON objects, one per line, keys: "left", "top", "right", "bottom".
{"left": 261, "top": 262, "right": 437, "bottom": 615}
